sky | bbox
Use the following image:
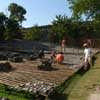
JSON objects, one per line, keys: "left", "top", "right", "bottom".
{"left": 0, "top": 0, "right": 72, "bottom": 27}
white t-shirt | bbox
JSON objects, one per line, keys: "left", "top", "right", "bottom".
{"left": 84, "top": 48, "right": 91, "bottom": 59}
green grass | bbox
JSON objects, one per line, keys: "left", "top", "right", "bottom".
{"left": 50, "top": 53, "right": 100, "bottom": 100}
{"left": 0, "top": 84, "right": 35, "bottom": 100}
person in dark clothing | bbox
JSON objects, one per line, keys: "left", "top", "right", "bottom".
{"left": 50, "top": 50, "right": 56, "bottom": 64}
{"left": 38, "top": 49, "right": 45, "bottom": 59}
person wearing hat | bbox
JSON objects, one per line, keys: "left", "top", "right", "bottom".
{"left": 83, "top": 43, "right": 92, "bottom": 69}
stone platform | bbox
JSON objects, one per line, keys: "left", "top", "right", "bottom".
{"left": 0, "top": 48, "right": 84, "bottom": 96}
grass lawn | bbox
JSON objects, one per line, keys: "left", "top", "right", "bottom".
{"left": 0, "top": 84, "right": 34, "bottom": 100}
{"left": 63, "top": 53, "right": 100, "bottom": 100}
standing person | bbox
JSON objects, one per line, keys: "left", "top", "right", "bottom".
{"left": 87, "top": 38, "right": 95, "bottom": 48}
{"left": 61, "top": 37, "right": 67, "bottom": 53}
{"left": 38, "top": 49, "right": 45, "bottom": 59}
{"left": 84, "top": 37, "right": 95, "bottom": 48}
{"left": 83, "top": 43, "right": 92, "bottom": 70}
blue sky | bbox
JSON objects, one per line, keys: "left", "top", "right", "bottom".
{"left": 0, "top": 0, "right": 71, "bottom": 27}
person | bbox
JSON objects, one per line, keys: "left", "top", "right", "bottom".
{"left": 84, "top": 38, "right": 95, "bottom": 48}
{"left": 38, "top": 49, "right": 45, "bottom": 59}
{"left": 83, "top": 43, "right": 92, "bottom": 69}
{"left": 50, "top": 50, "right": 56, "bottom": 63}
{"left": 61, "top": 38, "right": 67, "bottom": 53}
{"left": 56, "top": 52, "right": 64, "bottom": 64}
{"left": 87, "top": 39, "right": 92, "bottom": 47}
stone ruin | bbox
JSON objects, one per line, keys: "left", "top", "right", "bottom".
{"left": 26, "top": 53, "right": 39, "bottom": 60}
{"left": 8, "top": 80, "right": 57, "bottom": 99}
{"left": 7, "top": 53, "right": 23, "bottom": 62}
{"left": 38, "top": 58, "right": 53, "bottom": 70}
{"left": 0, "top": 62, "right": 12, "bottom": 72}
{"left": 0, "top": 49, "right": 46, "bottom": 62}
{"left": 0, "top": 52, "right": 23, "bottom": 63}
{"left": 0, "top": 53, "right": 7, "bottom": 60}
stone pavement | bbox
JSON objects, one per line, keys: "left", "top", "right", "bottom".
{"left": 55, "top": 47, "right": 97, "bottom": 69}
{"left": 55, "top": 47, "right": 84, "bottom": 68}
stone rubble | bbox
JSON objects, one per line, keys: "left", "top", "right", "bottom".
{"left": 9, "top": 80, "right": 57, "bottom": 96}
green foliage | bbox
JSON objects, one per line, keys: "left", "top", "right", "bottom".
{"left": 8, "top": 3, "right": 26, "bottom": 24}
{"left": 92, "top": 20, "right": 100, "bottom": 37}
{"left": 51, "top": 15, "right": 70, "bottom": 42}
{"left": 24, "top": 25, "right": 42, "bottom": 40}
{"left": 0, "top": 12, "right": 7, "bottom": 40}
{"left": 4, "top": 19, "right": 20, "bottom": 40}
{"left": 0, "top": 84, "right": 35, "bottom": 100}
{"left": 51, "top": 0, "right": 100, "bottom": 43}
{"left": 51, "top": 15, "right": 86, "bottom": 42}
{"left": 0, "top": 3, "right": 26, "bottom": 40}
{"left": 67, "top": 0, "right": 100, "bottom": 20}
{"left": 67, "top": 0, "right": 100, "bottom": 39}
{"left": 0, "top": 12, "right": 7, "bottom": 23}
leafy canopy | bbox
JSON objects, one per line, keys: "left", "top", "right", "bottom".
{"left": 68, "top": 0, "right": 100, "bottom": 20}
{"left": 8, "top": 3, "right": 26, "bottom": 23}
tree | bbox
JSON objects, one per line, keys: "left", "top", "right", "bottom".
{"left": 51, "top": 14, "right": 95, "bottom": 46}
{"left": 24, "top": 25, "right": 41, "bottom": 41}
{"left": 4, "top": 19, "right": 20, "bottom": 40}
{"left": 51, "top": 15, "right": 83, "bottom": 42}
{"left": 0, "top": 12, "right": 7, "bottom": 40}
{"left": 67, "top": 0, "right": 100, "bottom": 21}
{"left": 67, "top": 0, "right": 100, "bottom": 38}
{"left": 51, "top": 15, "right": 70, "bottom": 42}
{"left": 0, "top": 3, "right": 26, "bottom": 40}
{"left": 8, "top": 3, "right": 26, "bottom": 24}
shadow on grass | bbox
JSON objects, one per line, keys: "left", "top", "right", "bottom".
{"left": 49, "top": 93, "right": 67, "bottom": 100}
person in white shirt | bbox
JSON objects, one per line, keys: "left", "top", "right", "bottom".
{"left": 83, "top": 43, "right": 92, "bottom": 67}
